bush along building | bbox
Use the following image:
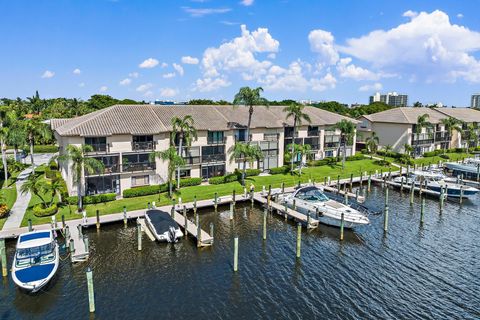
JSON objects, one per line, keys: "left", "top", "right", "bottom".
{"left": 51, "top": 104, "right": 357, "bottom": 197}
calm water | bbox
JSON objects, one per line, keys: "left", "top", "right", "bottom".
{"left": 1, "top": 185, "right": 479, "bottom": 319}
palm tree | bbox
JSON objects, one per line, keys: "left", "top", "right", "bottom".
{"left": 440, "top": 117, "right": 461, "bottom": 153}
{"left": 383, "top": 145, "right": 392, "bottom": 161}
{"left": 403, "top": 143, "right": 414, "bottom": 158}
{"left": 283, "top": 103, "right": 311, "bottom": 172}
{"left": 233, "top": 87, "right": 268, "bottom": 143}
{"left": 365, "top": 132, "right": 379, "bottom": 158}
{"left": 229, "top": 142, "right": 264, "bottom": 185}
{"left": 24, "top": 119, "right": 52, "bottom": 168}
{"left": 462, "top": 123, "right": 478, "bottom": 154}
{"left": 20, "top": 173, "right": 49, "bottom": 207}
{"left": 56, "top": 145, "right": 104, "bottom": 211}
{"left": 171, "top": 115, "right": 197, "bottom": 188}
{"left": 150, "top": 146, "right": 185, "bottom": 197}
{"left": 0, "top": 106, "right": 9, "bottom": 182}
{"left": 415, "top": 114, "right": 431, "bottom": 157}
{"left": 298, "top": 143, "right": 312, "bottom": 175}
{"left": 5, "top": 111, "right": 26, "bottom": 162}
{"left": 27, "top": 90, "right": 45, "bottom": 114}
{"left": 334, "top": 119, "right": 356, "bottom": 169}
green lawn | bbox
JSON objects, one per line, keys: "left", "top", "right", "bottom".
{"left": 371, "top": 152, "right": 471, "bottom": 168}
{"left": 22, "top": 158, "right": 390, "bottom": 226}
{"left": 0, "top": 173, "right": 20, "bottom": 229}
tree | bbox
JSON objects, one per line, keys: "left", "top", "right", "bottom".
{"left": 415, "top": 114, "right": 431, "bottom": 157}
{"left": 5, "top": 112, "right": 26, "bottom": 162}
{"left": 383, "top": 145, "right": 392, "bottom": 161}
{"left": 57, "top": 145, "right": 104, "bottom": 211}
{"left": 27, "top": 90, "right": 45, "bottom": 114}
{"left": 365, "top": 132, "right": 379, "bottom": 158}
{"left": 403, "top": 143, "right": 414, "bottom": 158}
{"left": 440, "top": 117, "right": 461, "bottom": 153}
{"left": 228, "top": 142, "right": 263, "bottom": 185}
{"left": 0, "top": 106, "right": 9, "bottom": 182}
{"left": 462, "top": 123, "right": 478, "bottom": 153}
{"left": 150, "top": 146, "right": 185, "bottom": 197}
{"left": 24, "top": 119, "right": 52, "bottom": 167}
{"left": 334, "top": 119, "right": 356, "bottom": 169}
{"left": 413, "top": 101, "right": 423, "bottom": 108}
{"left": 283, "top": 103, "right": 311, "bottom": 173}
{"left": 171, "top": 115, "right": 197, "bottom": 188}
{"left": 20, "top": 173, "right": 49, "bottom": 208}
{"left": 233, "top": 86, "right": 268, "bottom": 183}
{"left": 298, "top": 144, "right": 311, "bottom": 175}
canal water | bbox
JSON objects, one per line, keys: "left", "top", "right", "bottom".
{"left": 1, "top": 185, "right": 479, "bottom": 319}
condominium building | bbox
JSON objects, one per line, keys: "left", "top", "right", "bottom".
{"left": 471, "top": 94, "right": 480, "bottom": 109}
{"left": 51, "top": 105, "right": 356, "bottom": 196}
{"left": 357, "top": 107, "right": 480, "bottom": 155}
{"left": 369, "top": 92, "right": 408, "bottom": 107}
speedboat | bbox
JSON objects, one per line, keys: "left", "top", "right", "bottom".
{"left": 12, "top": 230, "right": 59, "bottom": 293}
{"left": 393, "top": 171, "right": 479, "bottom": 198}
{"left": 282, "top": 186, "right": 370, "bottom": 228}
{"left": 444, "top": 159, "right": 480, "bottom": 181}
{"left": 145, "top": 209, "right": 183, "bottom": 243}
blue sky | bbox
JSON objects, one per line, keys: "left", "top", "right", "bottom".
{"left": 1, "top": 0, "right": 480, "bottom": 106}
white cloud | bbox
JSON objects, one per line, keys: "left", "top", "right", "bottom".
{"left": 182, "top": 7, "right": 231, "bottom": 17}
{"left": 143, "top": 91, "right": 154, "bottom": 98}
{"left": 457, "top": 13, "right": 464, "bottom": 19}
{"left": 139, "top": 58, "right": 159, "bottom": 68}
{"left": 99, "top": 86, "right": 108, "bottom": 92}
{"left": 339, "top": 10, "right": 480, "bottom": 83}
{"left": 136, "top": 83, "right": 153, "bottom": 92}
{"left": 336, "top": 57, "right": 380, "bottom": 80}
{"left": 181, "top": 56, "right": 199, "bottom": 64}
{"left": 129, "top": 72, "right": 139, "bottom": 78}
{"left": 160, "top": 87, "right": 179, "bottom": 97}
{"left": 41, "top": 70, "right": 55, "bottom": 78}
{"left": 161, "top": 62, "right": 168, "bottom": 68}
{"left": 358, "top": 82, "right": 383, "bottom": 92}
{"left": 310, "top": 73, "right": 337, "bottom": 91}
{"left": 194, "top": 77, "right": 231, "bottom": 92}
{"left": 73, "top": 68, "right": 81, "bottom": 75}
{"left": 78, "top": 82, "right": 85, "bottom": 87}
{"left": 240, "top": 0, "right": 254, "bottom": 6}
{"left": 308, "top": 29, "right": 339, "bottom": 66}
{"left": 267, "top": 53, "right": 276, "bottom": 59}
{"left": 173, "top": 63, "right": 185, "bottom": 76}
{"left": 119, "top": 78, "right": 131, "bottom": 86}
{"left": 402, "top": 10, "right": 418, "bottom": 18}
{"left": 163, "top": 73, "right": 176, "bottom": 79}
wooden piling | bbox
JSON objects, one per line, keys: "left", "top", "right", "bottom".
{"left": 307, "top": 211, "right": 311, "bottom": 228}
{"left": 196, "top": 215, "right": 201, "bottom": 246}
{"left": 296, "top": 223, "right": 302, "bottom": 259}
{"left": 1, "top": 239, "right": 7, "bottom": 277}
{"left": 337, "top": 175, "right": 340, "bottom": 193}
{"left": 344, "top": 190, "right": 348, "bottom": 205}
{"left": 123, "top": 206, "right": 127, "bottom": 227}
{"left": 183, "top": 206, "right": 188, "bottom": 238}
{"left": 359, "top": 171, "right": 363, "bottom": 189}
{"left": 409, "top": 181, "right": 414, "bottom": 205}
{"left": 193, "top": 196, "right": 197, "bottom": 216}
{"left": 214, "top": 192, "right": 218, "bottom": 211}
{"left": 262, "top": 208, "right": 267, "bottom": 240}
{"left": 384, "top": 204, "right": 389, "bottom": 232}
{"left": 340, "top": 213, "right": 344, "bottom": 241}
{"left": 368, "top": 173, "right": 371, "bottom": 192}
{"left": 233, "top": 237, "right": 239, "bottom": 272}
{"left": 28, "top": 219, "right": 32, "bottom": 232}
{"left": 460, "top": 186, "right": 464, "bottom": 204}
{"left": 293, "top": 199, "right": 296, "bottom": 210}
{"left": 210, "top": 223, "right": 214, "bottom": 244}
{"left": 83, "top": 235, "right": 89, "bottom": 254}
{"left": 62, "top": 214, "right": 66, "bottom": 231}
{"left": 349, "top": 173, "right": 353, "bottom": 192}
{"left": 355, "top": 189, "right": 359, "bottom": 202}
{"left": 440, "top": 187, "right": 444, "bottom": 211}
{"left": 232, "top": 190, "right": 236, "bottom": 208}
{"left": 96, "top": 210, "right": 100, "bottom": 230}
{"left": 420, "top": 197, "right": 425, "bottom": 224}
{"left": 284, "top": 203, "right": 288, "bottom": 221}
{"left": 86, "top": 267, "right": 95, "bottom": 313}
{"left": 281, "top": 182, "right": 285, "bottom": 194}
{"left": 69, "top": 239, "right": 75, "bottom": 258}
{"left": 137, "top": 219, "right": 142, "bottom": 251}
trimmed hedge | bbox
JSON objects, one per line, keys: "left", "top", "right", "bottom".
{"left": 67, "top": 193, "right": 117, "bottom": 205}
{"left": 439, "top": 154, "right": 450, "bottom": 159}
{"left": 245, "top": 169, "right": 261, "bottom": 177}
{"left": 33, "top": 145, "right": 59, "bottom": 153}
{"left": 307, "top": 157, "right": 337, "bottom": 167}
{"left": 224, "top": 173, "right": 238, "bottom": 183}
{"left": 269, "top": 166, "right": 290, "bottom": 174}
{"left": 177, "top": 177, "right": 202, "bottom": 188}
{"left": 123, "top": 184, "right": 168, "bottom": 198}
{"left": 208, "top": 176, "right": 226, "bottom": 185}
{"left": 346, "top": 154, "right": 365, "bottom": 161}
{"left": 33, "top": 203, "right": 58, "bottom": 217}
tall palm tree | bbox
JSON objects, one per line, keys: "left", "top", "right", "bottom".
{"left": 415, "top": 114, "right": 431, "bottom": 157}
{"left": 283, "top": 103, "right": 311, "bottom": 172}
{"left": 171, "top": 115, "right": 197, "bottom": 188}
{"left": 298, "top": 143, "right": 311, "bottom": 175}
{"left": 5, "top": 111, "right": 26, "bottom": 162}
{"left": 440, "top": 117, "right": 461, "bottom": 153}
{"left": 57, "top": 145, "right": 104, "bottom": 211}
{"left": 229, "top": 142, "right": 264, "bottom": 185}
{"left": 462, "top": 123, "right": 478, "bottom": 154}
{"left": 27, "top": 90, "right": 45, "bottom": 114}
{"left": 20, "top": 173, "right": 49, "bottom": 208}
{"left": 365, "top": 132, "right": 379, "bottom": 158}
{"left": 24, "top": 119, "right": 52, "bottom": 168}
{"left": 334, "top": 119, "right": 356, "bottom": 169}
{"left": 383, "top": 145, "right": 392, "bottom": 161}
{"left": 0, "top": 106, "right": 9, "bottom": 182}
{"left": 233, "top": 87, "right": 268, "bottom": 143}
{"left": 403, "top": 143, "right": 414, "bottom": 158}
{"left": 150, "top": 146, "right": 185, "bottom": 197}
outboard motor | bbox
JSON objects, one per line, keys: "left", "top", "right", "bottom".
{"left": 168, "top": 226, "right": 177, "bottom": 243}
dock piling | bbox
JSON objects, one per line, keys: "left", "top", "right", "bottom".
{"left": 69, "top": 239, "right": 75, "bottom": 259}
{"left": 384, "top": 204, "right": 389, "bottom": 233}
{"left": 210, "top": 223, "right": 214, "bottom": 244}
{"left": 440, "top": 187, "right": 444, "bottom": 211}
{"left": 123, "top": 206, "right": 127, "bottom": 227}
{"left": 77, "top": 224, "right": 83, "bottom": 239}
{"left": 368, "top": 173, "right": 371, "bottom": 192}
{"left": 96, "top": 210, "right": 100, "bottom": 230}
{"left": 86, "top": 267, "right": 95, "bottom": 313}
{"left": 183, "top": 206, "right": 188, "bottom": 238}
{"left": 28, "top": 219, "right": 32, "bottom": 232}
{"left": 296, "top": 223, "right": 302, "bottom": 259}
{"left": 83, "top": 235, "right": 89, "bottom": 254}
{"left": 263, "top": 208, "right": 267, "bottom": 240}
{"left": 409, "top": 181, "right": 414, "bottom": 205}
{"left": 1, "top": 239, "right": 7, "bottom": 277}
{"left": 337, "top": 175, "right": 340, "bottom": 193}
{"left": 229, "top": 202, "right": 234, "bottom": 220}
{"left": 281, "top": 182, "right": 285, "bottom": 194}
{"left": 459, "top": 186, "right": 464, "bottom": 205}
{"left": 340, "top": 213, "right": 344, "bottom": 241}
{"left": 193, "top": 196, "right": 197, "bottom": 217}
{"left": 137, "top": 219, "right": 142, "bottom": 251}
{"left": 196, "top": 215, "right": 202, "bottom": 246}
{"left": 214, "top": 193, "right": 218, "bottom": 212}
{"left": 349, "top": 174, "right": 353, "bottom": 192}
{"left": 420, "top": 197, "right": 425, "bottom": 224}
{"left": 344, "top": 190, "right": 348, "bottom": 205}
{"left": 62, "top": 214, "right": 65, "bottom": 231}
{"left": 233, "top": 237, "right": 239, "bottom": 272}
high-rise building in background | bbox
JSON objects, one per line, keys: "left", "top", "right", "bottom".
{"left": 369, "top": 92, "right": 408, "bottom": 107}
{"left": 471, "top": 94, "right": 480, "bottom": 108}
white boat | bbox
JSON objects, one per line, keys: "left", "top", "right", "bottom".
{"left": 393, "top": 171, "right": 479, "bottom": 198}
{"left": 12, "top": 230, "right": 59, "bottom": 293}
{"left": 145, "top": 209, "right": 183, "bottom": 243}
{"left": 282, "top": 186, "right": 370, "bottom": 228}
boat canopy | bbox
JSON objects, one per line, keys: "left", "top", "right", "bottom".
{"left": 146, "top": 210, "right": 179, "bottom": 235}
{"left": 17, "top": 231, "right": 53, "bottom": 249}
{"left": 293, "top": 186, "right": 329, "bottom": 202}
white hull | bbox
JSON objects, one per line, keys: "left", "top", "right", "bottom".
{"left": 145, "top": 212, "right": 183, "bottom": 243}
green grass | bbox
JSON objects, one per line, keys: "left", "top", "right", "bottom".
{"left": 371, "top": 152, "right": 471, "bottom": 168}
{"left": 0, "top": 172, "right": 20, "bottom": 229}
{"left": 22, "top": 158, "right": 390, "bottom": 226}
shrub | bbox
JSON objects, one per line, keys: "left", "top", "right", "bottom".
{"left": 67, "top": 193, "right": 117, "bottom": 205}
{"left": 0, "top": 204, "right": 10, "bottom": 218}
{"left": 439, "top": 154, "right": 450, "bottom": 159}
{"left": 208, "top": 176, "right": 226, "bottom": 185}
{"left": 360, "top": 149, "right": 369, "bottom": 155}
{"left": 269, "top": 166, "right": 290, "bottom": 174}
{"left": 346, "top": 154, "right": 364, "bottom": 161}
{"left": 245, "top": 169, "right": 261, "bottom": 177}
{"left": 55, "top": 172, "right": 69, "bottom": 202}
{"left": 33, "top": 145, "right": 59, "bottom": 153}
{"left": 44, "top": 167, "right": 57, "bottom": 180}
{"left": 177, "top": 177, "right": 202, "bottom": 188}
{"left": 48, "top": 160, "right": 59, "bottom": 170}
{"left": 224, "top": 173, "right": 238, "bottom": 183}
{"left": 123, "top": 184, "right": 169, "bottom": 198}
{"left": 33, "top": 203, "right": 58, "bottom": 217}
{"left": 373, "top": 159, "right": 391, "bottom": 166}
{"left": 307, "top": 157, "right": 336, "bottom": 167}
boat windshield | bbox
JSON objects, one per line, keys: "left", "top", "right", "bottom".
{"left": 16, "top": 242, "right": 55, "bottom": 267}
{"left": 296, "top": 188, "right": 329, "bottom": 202}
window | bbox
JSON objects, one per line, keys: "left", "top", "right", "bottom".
{"left": 202, "top": 145, "right": 226, "bottom": 162}
{"left": 86, "top": 175, "right": 120, "bottom": 195}
{"left": 180, "top": 169, "right": 191, "bottom": 178}
{"left": 264, "top": 133, "right": 278, "bottom": 141}
{"left": 307, "top": 126, "right": 319, "bottom": 136}
{"left": 284, "top": 127, "right": 294, "bottom": 138}
{"left": 208, "top": 131, "right": 224, "bottom": 144}
{"left": 235, "top": 129, "right": 247, "bottom": 142}
{"left": 201, "top": 164, "right": 225, "bottom": 179}
{"left": 85, "top": 137, "right": 107, "bottom": 152}
{"left": 86, "top": 155, "right": 119, "bottom": 175}
{"left": 132, "top": 175, "right": 149, "bottom": 187}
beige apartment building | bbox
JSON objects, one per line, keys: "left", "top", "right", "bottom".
{"left": 51, "top": 104, "right": 356, "bottom": 197}
{"left": 357, "top": 107, "right": 480, "bottom": 154}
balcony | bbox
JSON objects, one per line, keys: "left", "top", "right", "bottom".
{"left": 307, "top": 126, "right": 319, "bottom": 137}
{"left": 132, "top": 141, "right": 156, "bottom": 151}
{"left": 304, "top": 137, "right": 320, "bottom": 150}
{"left": 264, "top": 133, "right": 279, "bottom": 141}
{"left": 435, "top": 132, "right": 451, "bottom": 142}
{"left": 85, "top": 164, "right": 120, "bottom": 176}
{"left": 122, "top": 162, "right": 156, "bottom": 172}
{"left": 201, "top": 154, "right": 226, "bottom": 163}
{"left": 412, "top": 133, "right": 434, "bottom": 145}
{"left": 207, "top": 136, "right": 227, "bottom": 145}
{"left": 85, "top": 143, "right": 109, "bottom": 153}
{"left": 324, "top": 142, "right": 340, "bottom": 149}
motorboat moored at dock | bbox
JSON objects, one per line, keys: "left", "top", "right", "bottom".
{"left": 12, "top": 230, "right": 59, "bottom": 293}
{"left": 281, "top": 186, "right": 370, "bottom": 228}
{"left": 144, "top": 209, "right": 183, "bottom": 243}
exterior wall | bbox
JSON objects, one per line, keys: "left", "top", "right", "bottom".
{"left": 369, "top": 123, "right": 411, "bottom": 153}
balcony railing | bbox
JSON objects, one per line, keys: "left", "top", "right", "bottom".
{"left": 132, "top": 141, "right": 156, "bottom": 151}
{"left": 85, "top": 143, "right": 109, "bottom": 153}
{"left": 201, "top": 154, "right": 226, "bottom": 163}
{"left": 434, "top": 132, "right": 451, "bottom": 142}
{"left": 207, "top": 136, "right": 227, "bottom": 145}
{"left": 324, "top": 142, "right": 340, "bottom": 149}
{"left": 183, "top": 157, "right": 201, "bottom": 165}
{"left": 122, "top": 162, "right": 156, "bottom": 172}
{"left": 85, "top": 164, "right": 120, "bottom": 176}
{"left": 307, "top": 130, "right": 319, "bottom": 137}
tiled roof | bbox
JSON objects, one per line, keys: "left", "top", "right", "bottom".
{"left": 361, "top": 107, "right": 448, "bottom": 124}
{"left": 53, "top": 105, "right": 358, "bottom": 137}
{"left": 434, "top": 108, "right": 480, "bottom": 123}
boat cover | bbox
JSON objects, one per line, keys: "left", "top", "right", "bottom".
{"left": 15, "top": 263, "right": 55, "bottom": 282}
{"left": 20, "top": 232, "right": 50, "bottom": 242}
{"left": 146, "top": 210, "right": 179, "bottom": 236}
